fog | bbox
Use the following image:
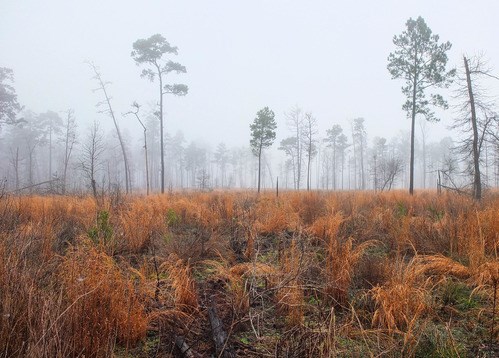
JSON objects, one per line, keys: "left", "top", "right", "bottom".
{"left": 1, "top": 0, "right": 499, "bottom": 193}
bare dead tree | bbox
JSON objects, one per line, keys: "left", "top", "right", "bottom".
{"left": 379, "top": 157, "right": 404, "bottom": 191}
{"left": 302, "top": 112, "right": 318, "bottom": 191}
{"left": 124, "top": 102, "right": 150, "bottom": 195}
{"left": 87, "top": 61, "right": 131, "bottom": 194}
{"left": 62, "top": 109, "right": 77, "bottom": 194}
{"left": 285, "top": 106, "right": 304, "bottom": 190}
{"left": 452, "top": 55, "right": 498, "bottom": 200}
{"left": 81, "top": 121, "right": 105, "bottom": 200}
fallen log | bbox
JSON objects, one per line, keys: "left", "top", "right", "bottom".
{"left": 208, "top": 297, "right": 236, "bottom": 358}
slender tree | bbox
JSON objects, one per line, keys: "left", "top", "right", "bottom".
{"left": 125, "top": 102, "right": 150, "bottom": 195}
{"left": 131, "top": 34, "right": 188, "bottom": 193}
{"left": 324, "top": 124, "right": 343, "bottom": 190}
{"left": 337, "top": 133, "right": 349, "bottom": 189}
{"left": 302, "top": 112, "right": 318, "bottom": 191}
{"left": 388, "top": 16, "right": 455, "bottom": 195}
{"left": 38, "top": 111, "right": 63, "bottom": 182}
{"left": 285, "top": 106, "right": 304, "bottom": 189}
{"left": 87, "top": 62, "right": 131, "bottom": 193}
{"left": 61, "top": 109, "right": 77, "bottom": 194}
{"left": 352, "top": 118, "right": 367, "bottom": 189}
{"left": 279, "top": 137, "right": 298, "bottom": 188}
{"left": 214, "top": 142, "right": 229, "bottom": 188}
{"left": 250, "top": 107, "right": 277, "bottom": 193}
{"left": 452, "top": 55, "right": 499, "bottom": 200}
{"left": 81, "top": 121, "right": 105, "bottom": 199}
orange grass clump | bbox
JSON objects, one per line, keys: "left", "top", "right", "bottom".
{"left": 160, "top": 255, "right": 199, "bottom": 313}
{"left": 370, "top": 257, "right": 432, "bottom": 333}
{"left": 60, "top": 242, "right": 148, "bottom": 355}
{"left": 205, "top": 258, "right": 275, "bottom": 316}
{"left": 117, "top": 200, "right": 166, "bottom": 254}
{"left": 277, "top": 239, "right": 304, "bottom": 327}
{"left": 325, "top": 236, "right": 375, "bottom": 306}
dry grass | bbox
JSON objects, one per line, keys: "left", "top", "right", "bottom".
{"left": 160, "top": 255, "right": 199, "bottom": 312}
{"left": 0, "top": 190, "right": 498, "bottom": 356}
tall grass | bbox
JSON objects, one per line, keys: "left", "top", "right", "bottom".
{"left": 0, "top": 190, "right": 497, "bottom": 356}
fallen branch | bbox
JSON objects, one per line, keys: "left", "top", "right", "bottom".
{"left": 9, "top": 179, "right": 59, "bottom": 193}
{"left": 439, "top": 184, "right": 470, "bottom": 196}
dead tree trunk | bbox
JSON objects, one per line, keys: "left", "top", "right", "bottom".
{"left": 88, "top": 62, "right": 131, "bottom": 194}
{"left": 125, "top": 103, "right": 150, "bottom": 195}
{"left": 464, "top": 56, "right": 482, "bottom": 200}
{"left": 208, "top": 298, "right": 235, "bottom": 358}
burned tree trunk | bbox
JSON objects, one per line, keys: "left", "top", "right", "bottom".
{"left": 208, "top": 298, "right": 235, "bottom": 358}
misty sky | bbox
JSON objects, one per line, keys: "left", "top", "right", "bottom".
{"left": 1, "top": 0, "right": 498, "bottom": 149}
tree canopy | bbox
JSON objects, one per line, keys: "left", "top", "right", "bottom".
{"left": 387, "top": 16, "right": 455, "bottom": 122}
{"left": 250, "top": 107, "right": 277, "bottom": 156}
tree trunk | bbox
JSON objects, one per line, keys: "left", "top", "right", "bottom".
{"left": 91, "top": 65, "right": 130, "bottom": 193}
{"left": 360, "top": 137, "right": 365, "bottom": 190}
{"left": 257, "top": 144, "right": 262, "bottom": 193}
{"left": 208, "top": 298, "right": 236, "bottom": 358}
{"left": 409, "top": 50, "right": 418, "bottom": 196}
{"left": 332, "top": 141, "right": 337, "bottom": 190}
{"left": 14, "top": 147, "right": 19, "bottom": 191}
{"left": 307, "top": 145, "right": 312, "bottom": 191}
{"left": 464, "top": 56, "right": 482, "bottom": 200}
{"left": 49, "top": 124, "right": 52, "bottom": 181}
{"left": 157, "top": 64, "right": 165, "bottom": 194}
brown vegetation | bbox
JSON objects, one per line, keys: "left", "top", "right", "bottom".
{"left": 0, "top": 190, "right": 498, "bottom": 357}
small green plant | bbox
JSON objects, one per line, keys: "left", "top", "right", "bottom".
{"left": 308, "top": 296, "right": 320, "bottom": 306}
{"left": 415, "top": 324, "right": 466, "bottom": 358}
{"left": 427, "top": 205, "right": 445, "bottom": 222}
{"left": 88, "top": 210, "right": 113, "bottom": 244}
{"left": 395, "top": 201, "right": 408, "bottom": 218}
{"left": 166, "top": 208, "right": 179, "bottom": 227}
{"left": 441, "top": 280, "right": 477, "bottom": 311}
{"left": 143, "top": 335, "right": 160, "bottom": 354}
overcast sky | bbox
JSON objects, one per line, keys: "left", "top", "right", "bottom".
{"left": 1, "top": 0, "right": 498, "bottom": 148}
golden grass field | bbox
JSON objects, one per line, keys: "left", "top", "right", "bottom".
{"left": 0, "top": 190, "right": 498, "bottom": 357}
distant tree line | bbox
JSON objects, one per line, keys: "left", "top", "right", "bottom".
{"left": 0, "top": 19, "right": 498, "bottom": 199}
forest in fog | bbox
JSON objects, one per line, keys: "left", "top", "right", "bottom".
{"left": 2, "top": 2, "right": 499, "bottom": 357}
{"left": 1, "top": 3, "right": 498, "bottom": 198}
{"left": 1, "top": 65, "right": 498, "bottom": 196}
{"left": 0, "top": 100, "right": 470, "bottom": 193}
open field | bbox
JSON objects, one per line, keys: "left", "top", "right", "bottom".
{"left": 0, "top": 191, "right": 498, "bottom": 357}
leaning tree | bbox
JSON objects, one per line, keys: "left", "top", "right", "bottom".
{"left": 452, "top": 55, "right": 499, "bottom": 200}
{"left": 388, "top": 16, "right": 455, "bottom": 195}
